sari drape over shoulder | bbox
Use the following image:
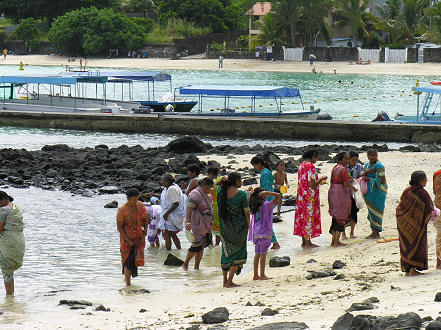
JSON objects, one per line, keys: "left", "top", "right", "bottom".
{"left": 218, "top": 190, "right": 249, "bottom": 273}
{"left": 188, "top": 186, "right": 213, "bottom": 242}
{"left": 328, "top": 164, "right": 352, "bottom": 225}
{"left": 396, "top": 185, "right": 433, "bottom": 273}
{"left": 117, "top": 201, "right": 147, "bottom": 278}
{"left": 364, "top": 161, "right": 388, "bottom": 232}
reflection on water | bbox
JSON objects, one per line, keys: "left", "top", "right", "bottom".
{"left": 0, "top": 187, "right": 326, "bottom": 324}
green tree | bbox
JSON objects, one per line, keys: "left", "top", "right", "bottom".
{"left": 300, "top": 0, "right": 332, "bottom": 46}
{"left": 375, "top": 0, "right": 401, "bottom": 21}
{"left": 273, "top": 0, "right": 304, "bottom": 47}
{"left": 254, "top": 13, "right": 285, "bottom": 46}
{"left": 48, "top": 7, "right": 145, "bottom": 55}
{"left": 333, "top": 0, "right": 378, "bottom": 47}
{"left": 127, "top": 0, "right": 158, "bottom": 19}
{"left": 158, "top": 0, "right": 241, "bottom": 32}
{"left": 0, "top": 0, "right": 120, "bottom": 23}
{"left": 13, "top": 17, "right": 40, "bottom": 53}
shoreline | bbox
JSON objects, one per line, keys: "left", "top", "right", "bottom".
{"left": 0, "top": 55, "right": 440, "bottom": 76}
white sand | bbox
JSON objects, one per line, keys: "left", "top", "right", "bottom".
{"left": 22, "top": 151, "right": 441, "bottom": 329}
{"left": 3, "top": 54, "right": 441, "bottom": 76}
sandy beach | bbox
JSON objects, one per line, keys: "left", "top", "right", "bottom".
{"left": 14, "top": 151, "right": 441, "bottom": 329}
{"left": 2, "top": 54, "right": 441, "bottom": 76}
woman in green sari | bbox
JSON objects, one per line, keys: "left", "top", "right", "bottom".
{"left": 0, "top": 191, "right": 25, "bottom": 295}
{"left": 218, "top": 172, "right": 250, "bottom": 288}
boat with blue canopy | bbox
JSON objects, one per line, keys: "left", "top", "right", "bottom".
{"left": 170, "top": 85, "right": 320, "bottom": 119}
{"left": 396, "top": 84, "right": 441, "bottom": 123}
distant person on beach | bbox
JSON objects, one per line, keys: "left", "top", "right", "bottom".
{"left": 328, "top": 152, "right": 357, "bottom": 247}
{"left": 433, "top": 170, "right": 441, "bottom": 269}
{"left": 312, "top": 67, "right": 317, "bottom": 74}
{"left": 218, "top": 172, "right": 250, "bottom": 288}
{"left": 185, "top": 165, "right": 201, "bottom": 195}
{"left": 117, "top": 188, "right": 149, "bottom": 286}
{"left": 219, "top": 55, "right": 224, "bottom": 68}
{"left": 249, "top": 188, "right": 281, "bottom": 281}
{"left": 3, "top": 49, "right": 7, "bottom": 60}
{"left": 361, "top": 149, "right": 387, "bottom": 239}
{"left": 146, "top": 197, "right": 162, "bottom": 248}
{"left": 79, "top": 59, "right": 83, "bottom": 70}
{"left": 251, "top": 156, "right": 280, "bottom": 250}
{"left": 309, "top": 54, "right": 316, "bottom": 65}
{"left": 208, "top": 167, "right": 222, "bottom": 246}
{"left": 334, "top": 70, "right": 337, "bottom": 74}
{"left": 0, "top": 191, "right": 25, "bottom": 295}
{"left": 273, "top": 160, "right": 288, "bottom": 217}
{"left": 396, "top": 171, "right": 438, "bottom": 276}
{"left": 294, "top": 149, "right": 327, "bottom": 248}
{"left": 182, "top": 178, "right": 214, "bottom": 271}
{"left": 344, "top": 151, "right": 363, "bottom": 239}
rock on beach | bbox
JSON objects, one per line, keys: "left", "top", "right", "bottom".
{"left": 202, "top": 307, "right": 229, "bottom": 324}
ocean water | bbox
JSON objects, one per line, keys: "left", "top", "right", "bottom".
{"left": 0, "top": 65, "right": 436, "bottom": 120}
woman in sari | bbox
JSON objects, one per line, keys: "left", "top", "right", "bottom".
{"left": 362, "top": 149, "right": 387, "bottom": 239}
{"left": 208, "top": 167, "right": 222, "bottom": 246}
{"left": 218, "top": 172, "right": 250, "bottom": 288}
{"left": 294, "top": 149, "right": 327, "bottom": 248}
{"left": 328, "top": 152, "right": 357, "bottom": 247}
{"left": 433, "top": 170, "right": 441, "bottom": 269}
{"left": 0, "top": 191, "right": 25, "bottom": 295}
{"left": 396, "top": 171, "right": 435, "bottom": 276}
{"left": 117, "top": 188, "right": 149, "bottom": 286}
{"left": 182, "top": 178, "right": 214, "bottom": 271}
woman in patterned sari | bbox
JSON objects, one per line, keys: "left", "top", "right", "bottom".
{"left": 362, "top": 149, "right": 387, "bottom": 239}
{"left": 397, "top": 171, "right": 435, "bottom": 276}
{"left": 294, "top": 149, "right": 327, "bottom": 248}
{"left": 433, "top": 170, "right": 441, "bottom": 269}
{"left": 218, "top": 172, "right": 250, "bottom": 288}
{"left": 117, "top": 188, "right": 149, "bottom": 286}
{"left": 0, "top": 191, "right": 25, "bottom": 296}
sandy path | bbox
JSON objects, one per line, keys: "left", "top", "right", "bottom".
{"left": 2, "top": 55, "right": 441, "bottom": 76}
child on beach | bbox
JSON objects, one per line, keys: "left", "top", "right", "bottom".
{"left": 344, "top": 151, "right": 364, "bottom": 239}
{"left": 248, "top": 188, "right": 281, "bottom": 281}
{"left": 273, "top": 160, "right": 289, "bottom": 217}
{"left": 146, "top": 197, "right": 162, "bottom": 248}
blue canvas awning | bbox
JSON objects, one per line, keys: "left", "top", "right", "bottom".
{"left": 179, "top": 85, "right": 301, "bottom": 98}
{"left": 413, "top": 85, "right": 441, "bottom": 94}
{"left": 97, "top": 71, "right": 171, "bottom": 82}
{"left": 0, "top": 75, "right": 107, "bottom": 85}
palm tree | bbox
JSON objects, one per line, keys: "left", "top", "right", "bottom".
{"left": 273, "top": 0, "right": 304, "bottom": 47}
{"left": 254, "top": 13, "right": 284, "bottom": 46}
{"left": 375, "top": 0, "right": 401, "bottom": 21}
{"left": 128, "top": 0, "right": 158, "bottom": 19}
{"left": 300, "top": 0, "right": 333, "bottom": 46}
{"left": 333, "top": 0, "right": 378, "bottom": 47}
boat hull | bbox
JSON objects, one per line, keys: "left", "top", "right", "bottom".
{"left": 396, "top": 114, "right": 441, "bottom": 123}
{"left": 158, "top": 110, "right": 321, "bottom": 119}
{"left": 138, "top": 101, "right": 197, "bottom": 112}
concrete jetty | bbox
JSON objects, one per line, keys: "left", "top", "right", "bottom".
{"left": 0, "top": 110, "right": 440, "bottom": 143}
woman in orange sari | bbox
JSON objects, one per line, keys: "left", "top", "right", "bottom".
{"left": 433, "top": 170, "right": 441, "bottom": 269}
{"left": 117, "top": 188, "right": 149, "bottom": 286}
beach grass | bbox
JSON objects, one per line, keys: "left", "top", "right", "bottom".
{"left": 146, "top": 19, "right": 211, "bottom": 44}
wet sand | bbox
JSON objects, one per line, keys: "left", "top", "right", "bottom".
{"left": 19, "top": 151, "right": 441, "bottom": 329}
{"left": 2, "top": 54, "right": 441, "bottom": 76}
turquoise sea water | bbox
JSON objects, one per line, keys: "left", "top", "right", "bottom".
{"left": 0, "top": 65, "right": 437, "bottom": 120}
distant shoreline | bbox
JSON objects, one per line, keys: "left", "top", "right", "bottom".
{"left": 0, "top": 55, "right": 441, "bottom": 76}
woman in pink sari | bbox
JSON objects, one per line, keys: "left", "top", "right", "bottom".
{"left": 294, "top": 149, "right": 327, "bottom": 248}
{"left": 328, "top": 152, "right": 358, "bottom": 247}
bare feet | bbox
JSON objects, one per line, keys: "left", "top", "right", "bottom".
{"left": 304, "top": 242, "right": 320, "bottom": 248}
{"left": 225, "top": 282, "right": 240, "bottom": 288}
{"left": 406, "top": 268, "right": 423, "bottom": 276}
{"left": 350, "top": 234, "right": 357, "bottom": 239}
{"left": 341, "top": 233, "right": 348, "bottom": 240}
{"left": 271, "top": 243, "right": 281, "bottom": 250}
{"left": 182, "top": 264, "right": 189, "bottom": 271}
{"left": 259, "top": 276, "right": 272, "bottom": 280}
{"left": 437, "top": 258, "right": 441, "bottom": 270}
{"left": 365, "top": 232, "right": 380, "bottom": 240}
{"left": 334, "top": 242, "right": 347, "bottom": 247}
{"left": 194, "top": 266, "right": 200, "bottom": 270}
{"left": 253, "top": 275, "right": 260, "bottom": 281}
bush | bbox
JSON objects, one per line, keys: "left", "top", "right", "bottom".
{"left": 146, "top": 18, "right": 211, "bottom": 43}
{"left": 210, "top": 42, "right": 223, "bottom": 52}
{"left": 48, "top": 7, "right": 145, "bottom": 55}
{"left": 131, "top": 17, "right": 155, "bottom": 34}
{"left": 13, "top": 17, "right": 40, "bottom": 53}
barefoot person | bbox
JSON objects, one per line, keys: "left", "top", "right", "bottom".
{"left": 362, "top": 149, "right": 387, "bottom": 239}
{"left": 208, "top": 167, "right": 222, "bottom": 246}
{"left": 343, "top": 151, "right": 364, "bottom": 239}
{"left": 0, "top": 191, "right": 25, "bottom": 295}
{"left": 218, "top": 173, "right": 250, "bottom": 288}
{"left": 185, "top": 164, "right": 201, "bottom": 195}
{"left": 250, "top": 156, "right": 280, "bottom": 250}
{"left": 158, "top": 174, "right": 186, "bottom": 250}
{"left": 328, "top": 152, "right": 357, "bottom": 247}
{"left": 249, "top": 188, "right": 281, "bottom": 281}
{"left": 396, "top": 171, "right": 436, "bottom": 276}
{"left": 182, "top": 178, "right": 214, "bottom": 271}
{"left": 294, "top": 149, "right": 327, "bottom": 248}
{"left": 117, "top": 188, "right": 149, "bottom": 286}
{"left": 274, "top": 160, "right": 289, "bottom": 217}
{"left": 433, "top": 169, "right": 441, "bottom": 269}
{"left": 146, "top": 197, "right": 162, "bottom": 248}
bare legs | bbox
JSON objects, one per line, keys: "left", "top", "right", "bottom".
{"left": 223, "top": 266, "right": 240, "bottom": 288}
{"left": 4, "top": 279, "right": 14, "bottom": 295}
{"left": 150, "top": 237, "right": 160, "bottom": 248}
{"left": 342, "top": 221, "right": 356, "bottom": 240}
{"left": 253, "top": 254, "right": 270, "bottom": 281}
{"left": 302, "top": 237, "right": 319, "bottom": 248}
{"left": 164, "top": 230, "right": 181, "bottom": 250}
{"left": 437, "top": 257, "right": 441, "bottom": 270}
{"left": 365, "top": 229, "right": 380, "bottom": 240}
{"left": 331, "top": 231, "right": 346, "bottom": 247}
{"left": 124, "top": 267, "right": 132, "bottom": 286}
{"left": 182, "top": 238, "right": 206, "bottom": 270}
{"left": 215, "top": 235, "right": 221, "bottom": 246}
{"left": 406, "top": 267, "right": 423, "bottom": 276}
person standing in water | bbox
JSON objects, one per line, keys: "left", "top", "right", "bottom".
{"left": 116, "top": 188, "right": 149, "bottom": 286}
{"left": 185, "top": 164, "right": 201, "bottom": 195}
{"left": 0, "top": 191, "right": 25, "bottom": 295}
{"left": 251, "top": 156, "right": 280, "bottom": 250}
{"left": 207, "top": 167, "right": 222, "bottom": 246}
{"left": 361, "top": 149, "right": 387, "bottom": 239}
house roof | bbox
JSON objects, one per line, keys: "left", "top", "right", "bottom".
{"left": 246, "top": 2, "right": 272, "bottom": 16}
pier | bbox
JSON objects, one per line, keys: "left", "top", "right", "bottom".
{"left": 0, "top": 110, "right": 440, "bottom": 143}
